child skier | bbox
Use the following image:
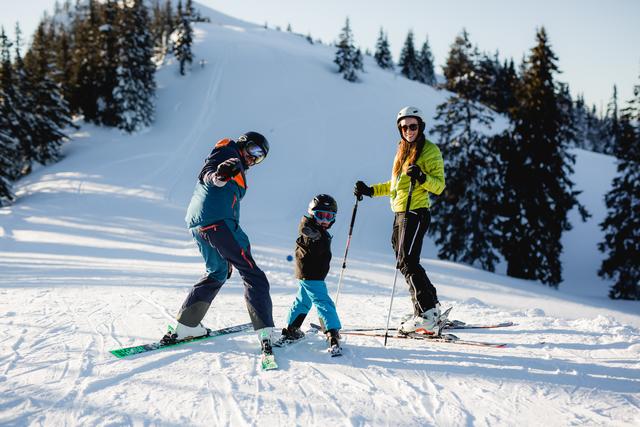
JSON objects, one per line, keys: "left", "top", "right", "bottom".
{"left": 280, "top": 194, "right": 343, "bottom": 355}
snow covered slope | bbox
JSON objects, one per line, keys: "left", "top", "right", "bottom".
{"left": 0, "top": 4, "right": 638, "bottom": 426}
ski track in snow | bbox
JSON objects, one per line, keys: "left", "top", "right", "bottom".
{"left": 1, "top": 6, "right": 640, "bottom": 427}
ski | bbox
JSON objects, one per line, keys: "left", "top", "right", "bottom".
{"left": 261, "top": 352, "right": 278, "bottom": 370}
{"left": 443, "top": 320, "right": 515, "bottom": 330}
{"left": 334, "top": 320, "right": 514, "bottom": 332}
{"left": 338, "top": 330, "right": 507, "bottom": 348}
{"left": 109, "top": 322, "right": 253, "bottom": 359}
{"left": 260, "top": 342, "right": 278, "bottom": 370}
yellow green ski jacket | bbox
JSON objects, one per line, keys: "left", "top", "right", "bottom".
{"left": 371, "top": 139, "right": 445, "bottom": 212}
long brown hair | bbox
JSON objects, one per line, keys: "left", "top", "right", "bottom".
{"left": 392, "top": 135, "right": 425, "bottom": 178}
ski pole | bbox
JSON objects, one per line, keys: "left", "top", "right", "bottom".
{"left": 334, "top": 195, "right": 361, "bottom": 307}
{"left": 383, "top": 176, "right": 416, "bottom": 346}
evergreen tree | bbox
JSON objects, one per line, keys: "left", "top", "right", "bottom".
{"left": 572, "top": 93, "right": 589, "bottom": 149}
{"left": 417, "top": 36, "right": 436, "bottom": 85}
{"left": 334, "top": 17, "right": 358, "bottom": 82}
{"left": 151, "top": 0, "right": 164, "bottom": 53}
{"left": 431, "top": 93, "right": 502, "bottom": 270}
{"left": 497, "top": 58, "right": 519, "bottom": 114}
{"left": 0, "top": 29, "right": 20, "bottom": 201}
{"left": 23, "top": 21, "right": 73, "bottom": 164}
{"left": 475, "top": 52, "right": 501, "bottom": 110}
{"left": 95, "top": 0, "right": 119, "bottom": 126}
{"left": 601, "top": 85, "right": 621, "bottom": 155}
{"left": 500, "top": 27, "right": 588, "bottom": 286}
{"left": 586, "top": 104, "right": 604, "bottom": 152}
{"left": 9, "top": 25, "right": 38, "bottom": 175}
{"left": 70, "top": 0, "right": 101, "bottom": 121}
{"left": 173, "top": 0, "right": 194, "bottom": 76}
{"left": 443, "top": 29, "right": 478, "bottom": 98}
{"left": 52, "top": 23, "right": 74, "bottom": 106}
{"left": 185, "top": 0, "right": 195, "bottom": 20}
{"left": 0, "top": 116, "right": 18, "bottom": 206}
{"left": 374, "top": 28, "right": 393, "bottom": 70}
{"left": 598, "top": 77, "right": 640, "bottom": 300}
{"left": 398, "top": 30, "right": 419, "bottom": 80}
{"left": 163, "top": 0, "right": 175, "bottom": 53}
{"left": 353, "top": 47, "right": 363, "bottom": 72}
{"left": 114, "top": 0, "right": 156, "bottom": 132}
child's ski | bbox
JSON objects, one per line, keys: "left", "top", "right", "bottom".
{"left": 109, "top": 323, "right": 253, "bottom": 359}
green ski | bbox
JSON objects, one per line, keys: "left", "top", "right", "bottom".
{"left": 110, "top": 323, "right": 253, "bottom": 359}
{"left": 261, "top": 353, "right": 278, "bottom": 370}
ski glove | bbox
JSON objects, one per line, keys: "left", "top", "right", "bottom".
{"left": 406, "top": 165, "right": 426, "bottom": 184}
{"left": 354, "top": 181, "right": 374, "bottom": 198}
{"left": 215, "top": 158, "right": 241, "bottom": 182}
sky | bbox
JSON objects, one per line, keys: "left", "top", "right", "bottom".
{"left": 1, "top": 0, "right": 638, "bottom": 111}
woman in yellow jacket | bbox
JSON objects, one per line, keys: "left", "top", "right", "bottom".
{"left": 354, "top": 106, "right": 446, "bottom": 334}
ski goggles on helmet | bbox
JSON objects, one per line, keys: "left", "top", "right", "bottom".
{"left": 312, "top": 210, "right": 336, "bottom": 222}
{"left": 245, "top": 142, "right": 266, "bottom": 165}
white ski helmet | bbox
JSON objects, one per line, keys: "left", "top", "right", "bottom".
{"left": 396, "top": 106, "right": 425, "bottom": 125}
{"left": 396, "top": 106, "right": 425, "bottom": 123}
{"left": 396, "top": 106, "right": 426, "bottom": 142}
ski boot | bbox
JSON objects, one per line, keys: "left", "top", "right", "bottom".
{"left": 399, "top": 305, "right": 444, "bottom": 336}
{"left": 274, "top": 325, "right": 305, "bottom": 347}
{"left": 161, "top": 321, "right": 209, "bottom": 345}
{"left": 326, "top": 329, "right": 342, "bottom": 357}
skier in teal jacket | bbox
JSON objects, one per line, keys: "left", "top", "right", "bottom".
{"left": 162, "top": 132, "right": 275, "bottom": 347}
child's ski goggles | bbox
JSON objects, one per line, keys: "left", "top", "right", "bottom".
{"left": 312, "top": 210, "right": 336, "bottom": 222}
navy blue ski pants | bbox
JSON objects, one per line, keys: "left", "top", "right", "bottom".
{"left": 177, "top": 219, "right": 274, "bottom": 330}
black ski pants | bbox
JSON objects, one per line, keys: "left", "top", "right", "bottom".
{"left": 391, "top": 208, "right": 438, "bottom": 316}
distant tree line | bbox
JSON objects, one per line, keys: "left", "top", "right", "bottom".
{"left": 1, "top": 0, "right": 199, "bottom": 207}
{"left": 333, "top": 19, "right": 638, "bottom": 299}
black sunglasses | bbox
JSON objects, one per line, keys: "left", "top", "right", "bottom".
{"left": 400, "top": 123, "right": 419, "bottom": 132}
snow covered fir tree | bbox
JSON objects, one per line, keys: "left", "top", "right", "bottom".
{"left": 598, "top": 75, "right": 640, "bottom": 300}
{"left": 443, "top": 29, "right": 478, "bottom": 96}
{"left": 417, "top": 36, "right": 436, "bottom": 85}
{"left": 430, "top": 54, "right": 502, "bottom": 271}
{"left": 334, "top": 17, "right": 360, "bottom": 82}
{"left": 113, "top": 0, "right": 156, "bottom": 132}
{"left": 374, "top": 27, "right": 393, "bottom": 70}
{"left": 398, "top": 30, "right": 419, "bottom": 81}
{"left": 173, "top": 0, "right": 194, "bottom": 75}
{"left": 499, "top": 27, "right": 588, "bottom": 287}
{"left": 23, "top": 22, "right": 74, "bottom": 163}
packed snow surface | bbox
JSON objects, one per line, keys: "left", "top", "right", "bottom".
{"left": 0, "top": 5, "right": 638, "bottom": 426}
